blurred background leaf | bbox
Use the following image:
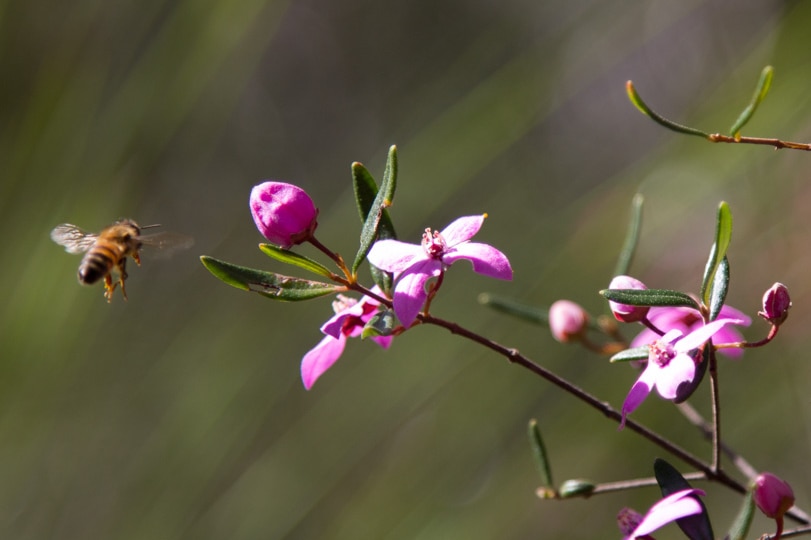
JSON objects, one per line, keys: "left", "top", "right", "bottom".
{"left": 2, "top": 0, "right": 811, "bottom": 538}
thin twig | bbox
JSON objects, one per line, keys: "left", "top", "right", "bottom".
{"left": 708, "top": 133, "right": 811, "bottom": 151}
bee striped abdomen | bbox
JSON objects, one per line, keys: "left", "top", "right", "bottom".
{"left": 78, "top": 243, "right": 123, "bottom": 284}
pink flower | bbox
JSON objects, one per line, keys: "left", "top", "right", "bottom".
{"left": 753, "top": 472, "right": 795, "bottom": 539}
{"left": 631, "top": 305, "right": 750, "bottom": 359}
{"left": 621, "top": 317, "right": 745, "bottom": 428}
{"left": 367, "top": 215, "right": 512, "bottom": 328}
{"left": 250, "top": 181, "right": 318, "bottom": 248}
{"left": 617, "top": 489, "right": 706, "bottom": 540}
{"left": 608, "top": 275, "right": 650, "bottom": 323}
{"left": 301, "top": 292, "right": 392, "bottom": 389}
{"left": 549, "top": 300, "right": 588, "bottom": 343}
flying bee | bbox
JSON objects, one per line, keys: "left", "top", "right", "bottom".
{"left": 50, "top": 219, "right": 194, "bottom": 302}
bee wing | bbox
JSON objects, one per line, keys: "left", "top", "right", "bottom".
{"left": 50, "top": 224, "right": 98, "bottom": 254}
{"left": 139, "top": 232, "right": 195, "bottom": 258}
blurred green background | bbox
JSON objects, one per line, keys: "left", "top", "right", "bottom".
{"left": 2, "top": 0, "right": 811, "bottom": 538}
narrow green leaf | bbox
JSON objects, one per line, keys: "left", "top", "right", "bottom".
{"left": 653, "top": 458, "right": 691, "bottom": 494}
{"left": 725, "top": 490, "right": 755, "bottom": 540}
{"left": 626, "top": 81, "right": 711, "bottom": 138}
{"left": 613, "top": 193, "right": 644, "bottom": 278}
{"left": 352, "top": 145, "right": 398, "bottom": 276}
{"left": 708, "top": 256, "right": 730, "bottom": 321}
{"left": 351, "top": 162, "right": 379, "bottom": 222}
{"left": 259, "top": 244, "right": 334, "bottom": 279}
{"left": 478, "top": 293, "right": 549, "bottom": 325}
{"left": 729, "top": 65, "right": 774, "bottom": 137}
{"left": 653, "top": 459, "right": 714, "bottom": 540}
{"left": 600, "top": 288, "right": 700, "bottom": 310}
{"left": 609, "top": 346, "right": 649, "bottom": 363}
{"left": 528, "top": 419, "right": 553, "bottom": 487}
{"left": 200, "top": 256, "right": 341, "bottom": 301}
{"left": 700, "top": 202, "right": 733, "bottom": 307}
{"left": 351, "top": 161, "right": 397, "bottom": 238}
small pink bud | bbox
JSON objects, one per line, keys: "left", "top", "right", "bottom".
{"left": 608, "top": 275, "right": 650, "bottom": 323}
{"left": 616, "top": 507, "right": 643, "bottom": 537}
{"left": 754, "top": 472, "right": 795, "bottom": 519}
{"left": 753, "top": 472, "right": 794, "bottom": 539}
{"left": 549, "top": 300, "right": 588, "bottom": 343}
{"left": 250, "top": 181, "right": 318, "bottom": 248}
{"left": 759, "top": 283, "right": 791, "bottom": 326}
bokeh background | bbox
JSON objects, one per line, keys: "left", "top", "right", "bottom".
{"left": 2, "top": 0, "right": 811, "bottom": 538}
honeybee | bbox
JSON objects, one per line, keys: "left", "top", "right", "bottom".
{"left": 50, "top": 219, "right": 193, "bottom": 302}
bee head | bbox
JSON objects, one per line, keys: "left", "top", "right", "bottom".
{"left": 112, "top": 219, "right": 142, "bottom": 243}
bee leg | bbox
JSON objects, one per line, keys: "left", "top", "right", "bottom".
{"left": 132, "top": 250, "right": 142, "bottom": 267}
{"left": 118, "top": 258, "right": 129, "bottom": 301}
{"left": 104, "top": 274, "right": 115, "bottom": 302}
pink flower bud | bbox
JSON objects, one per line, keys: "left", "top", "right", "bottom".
{"left": 608, "top": 275, "right": 650, "bottom": 323}
{"left": 759, "top": 283, "right": 791, "bottom": 326}
{"left": 549, "top": 300, "right": 588, "bottom": 343}
{"left": 250, "top": 181, "right": 318, "bottom": 248}
{"left": 753, "top": 472, "right": 795, "bottom": 519}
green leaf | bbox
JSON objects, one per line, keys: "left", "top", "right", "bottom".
{"left": 609, "top": 346, "right": 649, "bottom": 363}
{"left": 613, "top": 193, "right": 644, "bottom": 278}
{"left": 352, "top": 145, "right": 398, "bottom": 277}
{"left": 352, "top": 162, "right": 379, "bottom": 223}
{"left": 729, "top": 65, "right": 773, "bottom": 137}
{"left": 700, "top": 202, "right": 733, "bottom": 307}
{"left": 528, "top": 419, "right": 553, "bottom": 487}
{"left": 259, "top": 243, "right": 334, "bottom": 279}
{"left": 361, "top": 308, "right": 396, "bottom": 339}
{"left": 725, "top": 490, "right": 755, "bottom": 540}
{"left": 200, "top": 256, "right": 341, "bottom": 301}
{"left": 478, "top": 293, "right": 549, "bottom": 325}
{"left": 626, "top": 81, "right": 710, "bottom": 138}
{"left": 707, "top": 256, "right": 729, "bottom": 321}
{"left": 653, "top": 459, "right": 714, "bottom": 540}
{"left": 600, "top": 288, "right": 700, "bottom": 310}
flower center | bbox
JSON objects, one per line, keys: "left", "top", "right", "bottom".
{"left": 649, "top": 339, "right": 676, "bottom": 367}
{"left": 421, "top": 228, "right": 446, "bottom": 259}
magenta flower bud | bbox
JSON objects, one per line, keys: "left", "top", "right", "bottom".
{"left": 754, "top": 472, "right": 795, "bottom": 518}
{"left": 759, "top": 282, "right": 791, "bottom": 326}
{"left": 250, "top": 181, "right": 318, "bottom": 248}
{"left": 549, "top": 300, "right": 588, "bottom": 343}
{"left": 608, "top": 275, "right": 650, "bottom": 323}
{"left": 753, "top": 472, "right": 794, "bottom": 539}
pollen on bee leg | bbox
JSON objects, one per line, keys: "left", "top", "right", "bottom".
{"left": 103, "top": 274, "right": 116, "bottom": 302}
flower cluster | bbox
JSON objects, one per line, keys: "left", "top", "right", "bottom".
{"left": 201, "top": 146, "right": 802, "bottom": 540}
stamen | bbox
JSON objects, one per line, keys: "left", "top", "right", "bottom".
{"left": 421, "top": 228, "right": 446, "bottom": 258}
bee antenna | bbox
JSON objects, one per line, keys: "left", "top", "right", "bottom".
{"left": 141, "top": 224, "right": 162, "bottom": 230}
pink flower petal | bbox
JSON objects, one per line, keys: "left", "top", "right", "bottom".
{"left": 367, "top": 240, "right": 426, "bottom": 273}
{"left": 320, "top": 301, "right": 366, "bottom": 338}
{"left": 440, "top": 215, "right": 485, "bottom": 246}
{"left": 675, "top": 317, "right": 745, "bottom": 352}
{"left": 443, "top": 242, "right": 513, "bottom": 280}
{"left": 392, "top": 259, "right": 440, "bottom": 327}
{"left": 719, "top": 304, "right": 752, "bottom": 326}
{"left": 301, "top": 334, "right": 348, "bottom": 390}
{"left": 621, "top": 378, "right": 653, "bottom": 428}
{"left": 654, "top": 352, "right": 696, "bottom": 399}
{"left": 628, "top": 489, "right": 704, "bottom": 538}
